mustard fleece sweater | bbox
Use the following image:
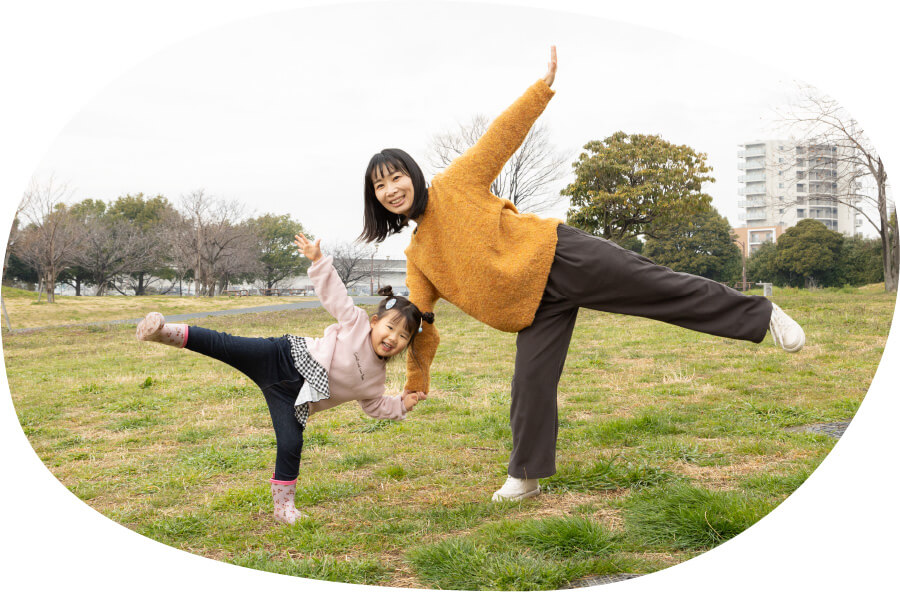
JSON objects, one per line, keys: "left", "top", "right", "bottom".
{"left": 404, "top": 79, "right": 562, "bottom": 393}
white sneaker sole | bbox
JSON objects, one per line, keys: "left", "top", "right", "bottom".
{"left": 491, "top": 487, "right": 541, "bottom": 502}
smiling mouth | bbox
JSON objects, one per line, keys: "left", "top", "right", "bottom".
{"left": 388, "top": 196, "right": 405, "bottom": 208}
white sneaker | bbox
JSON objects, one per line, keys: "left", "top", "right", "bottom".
{"left": 491, "top": 475, "right": 540, "bottom": 501}
{"left": 769, "top": 303, "right": 805, "bottom": 353}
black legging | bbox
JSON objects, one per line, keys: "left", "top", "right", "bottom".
{"left": 185, "top": 326, "right": 305, "bottom": 481}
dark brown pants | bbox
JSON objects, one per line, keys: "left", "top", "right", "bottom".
{"left": 507, "top": 225, "right": 772, "bottom": 479}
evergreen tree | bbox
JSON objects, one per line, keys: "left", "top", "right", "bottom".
{"left": 564, "top": 131, "right": 714, "bottom": 241}
{"left": 643, "top": 206, "right": 742, "bottom": 283}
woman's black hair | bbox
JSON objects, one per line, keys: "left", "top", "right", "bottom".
{"left": 359, "top": 148, "right": 429, "bottom": 243}
{"left": 374, "top": 285, "right": 435, "bottom": 360}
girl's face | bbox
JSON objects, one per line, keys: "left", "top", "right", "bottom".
{"left": 369, "top": 312, "right": 413, "bottom": 358}
{"left": 372, "top": 166, "right": 415, "bottom": 217}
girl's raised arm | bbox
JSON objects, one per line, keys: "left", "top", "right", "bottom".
{"left": 442, "top": 46, "right": 557, "bottom": 190}
{"left": 295, "top": 234, "right": 360, "bottom": 325}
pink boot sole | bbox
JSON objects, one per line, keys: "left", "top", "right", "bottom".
{"left": 136, "top": 312, "right": 165, "bottom": 341}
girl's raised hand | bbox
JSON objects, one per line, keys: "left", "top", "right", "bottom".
{"left": 543, "top": 45, "right": 557, "bottom": 88}
{"left": 294, "top": 233, "right": 322, "bottom": 262}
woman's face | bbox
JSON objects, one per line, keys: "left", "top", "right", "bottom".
{"left": 372, "top": 166, "right": 415, "bottom": 216}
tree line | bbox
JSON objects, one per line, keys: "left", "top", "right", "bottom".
{"left": 5, "top": 181, "right": 314, "bottom": 301}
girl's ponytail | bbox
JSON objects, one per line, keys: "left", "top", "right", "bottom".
{"left": 377, "top": 285, "right": 395, "bottom": 298}
{"left": 421, "top": 311, "right": 435, "bottom": 324}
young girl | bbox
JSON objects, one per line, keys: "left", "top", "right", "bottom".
{"left": 360, "top": 46, "right": 806, "bottom": 502}
{"left": 135, "top": 234, "right": 432, "bottom": 524}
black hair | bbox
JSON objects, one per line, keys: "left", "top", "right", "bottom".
{"left": 374, "top": 285, "right": 435, "bottom": 360}
{"left": 359, "top": 148, "right": 429, "bottom": 243}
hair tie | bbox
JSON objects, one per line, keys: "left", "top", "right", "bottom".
{"left": 385, "top": 298, "right": 396, "bottom": 310}
{"left": 418, "top": 326, "right": 423, "bottom": 333}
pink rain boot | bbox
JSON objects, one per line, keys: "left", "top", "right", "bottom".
{"left": 136, "top": 312, "right": 188, "bottom": 348}
{"left": 270, "top": 477, "right": 304, "bottom": 524}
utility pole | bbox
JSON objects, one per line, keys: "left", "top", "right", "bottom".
{"left": 736, "top": 239, "right": 748, "bottom": 291}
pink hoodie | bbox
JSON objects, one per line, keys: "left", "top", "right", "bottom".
{"left": 304, "top": 256, "right": 407, "bottom": 421}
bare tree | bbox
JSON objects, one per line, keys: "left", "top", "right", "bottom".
{"left": 14, "top": 176, "right": 83, "bottom": 302}
{"left": 329, "top": 241, "right": 378, "bottom": 289}
{"left": 775, "top": 85, "right": 897, "bottom": 292}
{"left": 428, "top": 115, "right": 569, "bottom": 214}
{"left": 210, "top": 220, "right": 258, "bottom": 294}
{"left": 73, "top": 218, "right": 160, "bottom": 296}
{"left": 163, "top": 209, "right": 196, "bottom": 296}
{"left": 106, "top": 193, "right": 179, "bottom": 295}
{"left": 177, "top": 190, "right": 252, "bottom": 296}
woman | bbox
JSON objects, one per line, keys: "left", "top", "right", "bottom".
{"left": 359, "top": 46, "right": 804, "bottom": 501}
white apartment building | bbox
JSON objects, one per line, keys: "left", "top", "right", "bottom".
{"left": 736, "top": 140, "right": 861, "bottom": 254}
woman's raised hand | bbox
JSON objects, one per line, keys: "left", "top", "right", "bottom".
{"left": 294, "top": 233, "right": 322, "bottom": 262}
{"left": 543, "top": 45, "right": 557, "bottom": 88}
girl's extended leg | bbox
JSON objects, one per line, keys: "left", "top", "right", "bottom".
{"left": 186, "top": 327, "right": 307, "bottom": 522}
{"left": 184, "top": 326, "right": 306, "bottom": 479}
{"left": 138, "top": 315, "right": 306, "bottom": 522}
{"left": 184, "top": 326, "right": 297, "bottom": 387}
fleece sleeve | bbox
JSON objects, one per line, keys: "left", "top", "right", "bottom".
{"left": 307, "top": 255, "right": 362, "bottom": 325}
{"left": 358, "top": 395, "right": 407, "bottom": 420}
{"left": 442, "top": 79, "right": 555, "bottom": 191}
{"left": 404, "top": 258, "right": 440, "bottom": 393}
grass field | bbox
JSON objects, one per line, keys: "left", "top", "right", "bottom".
{"left": 3, "top": 286, "right": 895, "bottom": 589}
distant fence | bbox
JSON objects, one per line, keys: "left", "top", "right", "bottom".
{"left": 223, "top": 288, "right": 310, "bottom": 297}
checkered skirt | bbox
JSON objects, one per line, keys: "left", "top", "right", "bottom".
{"left": 285, "top": 335, "right": 330, "bottom": 427}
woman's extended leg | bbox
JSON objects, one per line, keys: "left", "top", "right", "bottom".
{"left": 549, "top": 225, "right": 800, "bottom": 346}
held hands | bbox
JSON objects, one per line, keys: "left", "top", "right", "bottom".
{"left": 543, "top": 45, "right": 557, "bottom": 88}
{"left": 402, "top": 390, "right": 427, "bottom": 411}
{"left": 294, "top": 233, "right": 322, "bottom": 262}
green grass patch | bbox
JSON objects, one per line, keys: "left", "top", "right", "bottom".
{"left": 512, "top": 515, "right": 620, "bottom": 558}
{"left": 230, "top": 552, "right": 390, "bottom": 585}
{"left": 544, "top": 455, "right": 673, "bottom": 493}
{"left": 623, "top": 483, "right": 776, "bottom": 550}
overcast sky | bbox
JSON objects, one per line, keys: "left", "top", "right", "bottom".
{"left": 33, "top": 2, "right": 800, "bottom": 259}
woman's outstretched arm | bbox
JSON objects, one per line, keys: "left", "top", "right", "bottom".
{"left": 441, "top": 46, "right": 557, "bottom": 190}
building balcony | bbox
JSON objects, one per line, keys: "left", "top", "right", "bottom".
{"left": 737, "top": 187, "right": 767, "bottom": 196}
{"left": 739, "top": 173, "right": 766, "bottom": 183}
{"left": 738, "top": 199, "right": 766, "bottom": 208}
{"left": 745, "top": 210, "right": 768, "bottom": 221}
{"left": 738, "top": 187, "right": 766, "bottom": 195}
{"left": 739, "top": 147, "right": 766, "bottom": 158}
